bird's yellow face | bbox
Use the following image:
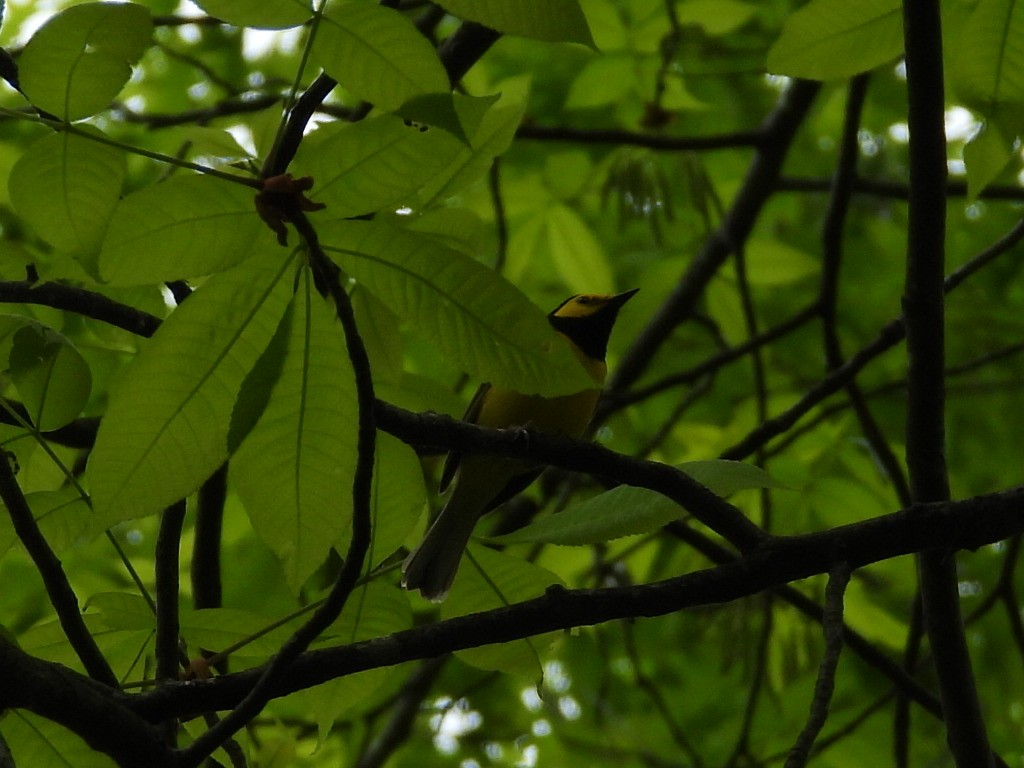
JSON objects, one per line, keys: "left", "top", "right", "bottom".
{"left": 549, "top": 291, "right": 638, "bottom": 320}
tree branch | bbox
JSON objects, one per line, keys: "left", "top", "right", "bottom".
{"left": 129, "top": 484, "right": 1024, "bottom": 724}
{"left": 902, "top": 1, "right": 993, "bottom": 765}
{"left": 0, "top": 450, "right": 118, "bottom": 688}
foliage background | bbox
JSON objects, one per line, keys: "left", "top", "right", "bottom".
{"left": 0, "top": 0, "right": 1021, "bottom": 766}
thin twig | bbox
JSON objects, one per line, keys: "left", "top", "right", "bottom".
{"left": 785, "top": 563, "right": 851, "bottom": 768}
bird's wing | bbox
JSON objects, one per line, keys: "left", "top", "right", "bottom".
{"left": 438, "top": 382, "right": 491, "bottom": 492}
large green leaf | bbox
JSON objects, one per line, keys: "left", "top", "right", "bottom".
{"left": 312, "top": 1, "right": 449, "bottom": 109}
{"left": 953, "top": 0, "right": 1024, "bottom": 111}
{"left": 191, "top": 0, "right": 311, "bottom": 28}
{"left": 319, "top": 220, "right": 594, "bottom": 395}
{"left": 291, "top": 115, "right": 465, "bottom": 219}
{"left": 8, "top": 129, "right": 125, "bottom": 274}
{"left": 232, "top": 270, "right": 359, "bottom": 593}
{"left": 493, "top": 461, "right": 781, "bottom": 545}
{"left": 766, "top": 0, "right": 902, "bottom": 80}
{"left": 88, "top": 248, "right": 297, "bottom": 528}
{"left": 442, "top": 545, "right": 561, "bottom": 675}
{"left": 437, "top": 0, "right": 595, "bottom": 46}
{"left": 99, "top": 174, "right": 270, "bottom": 285}
{"left": 18, "top": 2, "right": 152, "bottom": 120}
{"left": 10, "top": 324, "right": 92, "bottom": 432}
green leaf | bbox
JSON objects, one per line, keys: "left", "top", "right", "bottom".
{"left": 437, "top": 0, "right": 595, "bottom": 46}
{"left": 302, "top": 583, "right": 413, "bottom": 730}
{"left": 766, "top": 0, "right": 902, "bottom": 80}
{"left": 292, "top": 115, "right": 464, "bottom": 219}
{"left": 312, "top": 1, "right": 449, "bottom": 109}
{"left": 441, "top": 545, "right": 561, "bottom": 675}
{"left": 493, "top": 461, "right": 780, "bottom": 545}
{"left": 19, "top": 2, "right": 152, "bottom": 121}
{"left": 8, "top": 129, "right": 126, "bottom": 274}
{"left": 232, "top": 270, "right": 359, "bottom": 593}
{"left": 10, "top": 324, "right": 92, "bottom": 431}
{"left": 565, "top": 54, "right": 636, "bottom": 109}
{"left": 416, "top": 95, "right": 529, "bottom": 206}
{"left": 87, "top": 248, "right": 297, "bottom": 528}
{"left": 191, "top": 0, "right": 311, "bottom": 28}
{"left": 0, "top": 489, "right": 90, "bottom": 557}
{"left": 965, "top": 123, "right": 1015, "bottom": 201}
{"left": 179, "top": 607, "right": 299, "bottom": 657}
{"left": 396, "top": 92, "right": 501, "bottom": 144}
{"left": 88, "top": 592, "right": 154, "bottom": 632}
{"left": 2, "top": 711, "right": 118, "bottom": 768}
{"left": 99, "top": 174, "right": 270, "bottom": 285}
{"left": 674, "top": 0, "right": 758, "bottom": 35}
{"left": 319, "top": 220, "right": 594, "bottom": 395}
{"left": 743, "top": 238, "right": 819, "bottom": 286}
{"left": 953, "top": 0, "right": 1024, "bottom": 110}
{"left": 545, "top": 202, "right": 615, "bottom": 294}
{"left": 341, "top": 432, "right": 426, "bottom": 569}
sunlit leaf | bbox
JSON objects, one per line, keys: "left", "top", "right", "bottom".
{"left": 312, "top": 1, "right": 449, "bottom": 109}
{"left": 19, "top": 2, "right": 152, "bottom": 120}
{"left": 2, "top": 711, "right": 118, "bottom": 768}
{"left": 191, "top": 0, "right": 312, "bottom": 28}
{"left": 437, "top": 0, "right": 595, "bottom": 46}
{"left": 767, "top": 0, "right": 902, "bottom": 80}
{"left": 8, "top": 129, "right": 125, "bottom": 274}
{"left": 545, "top": 202, "right": 615, "bottom": 294}
{"left": 954, "top": 0, "right": 1024, "bottom": 110}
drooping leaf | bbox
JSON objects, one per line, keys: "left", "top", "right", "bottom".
{"left": 8, "top": 129, "right": 126, "bottom": 274}
{"left": 319, "top": 220, "right": 594, "bottom": 395}
{"left": 437, "top": 0, "right": 595, "bottom": 46}
{"left": 493, "top": 461, "right": 781, "bottom": 545}
{"left": 18, "top": 2, "right": 152, "bottom": 120}
{"left": 232, "top": 270, "right": 359, "bottom": 593}
{"left": 99, "top": 174, "right": 270, "bottom": 285}
{"left": 191, "top": 0, "right": 311, "bottom": 28}
{"left": 442, "top": 545, "right": 561, "bottom": 675}
{"left": 88, "top": 248, "right": 297, "bottom": 528}
{"left": 10, "top": 324, "right": 92, "bottom": 432}
{"left": 312, "top": 1, "right": 449, "bottom": 109}
{"left": 766, "top": 0, "right": 902, "bottom": 80}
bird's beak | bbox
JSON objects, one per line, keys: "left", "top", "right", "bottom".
{"left": 609, "top": 288, "right": 639, "bottom": 308}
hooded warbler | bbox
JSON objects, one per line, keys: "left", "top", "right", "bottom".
{"left": 401, "top": 289, "right": 638, "bottom": 601}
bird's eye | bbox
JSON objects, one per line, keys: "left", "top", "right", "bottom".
{"left": 576, "top": 296, "right": 591, "bottom": 305}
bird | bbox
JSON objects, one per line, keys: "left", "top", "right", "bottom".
{"left": 401, "top": 288, "right": 639, "bottom": 601}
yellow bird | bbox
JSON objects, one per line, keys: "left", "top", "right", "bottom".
{"left": 401, "top": 289, "right": 638, "bottom": 601}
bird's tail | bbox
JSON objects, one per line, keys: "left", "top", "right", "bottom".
{"left": 401, "top": 494, "right": 480, "bottom": 602}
